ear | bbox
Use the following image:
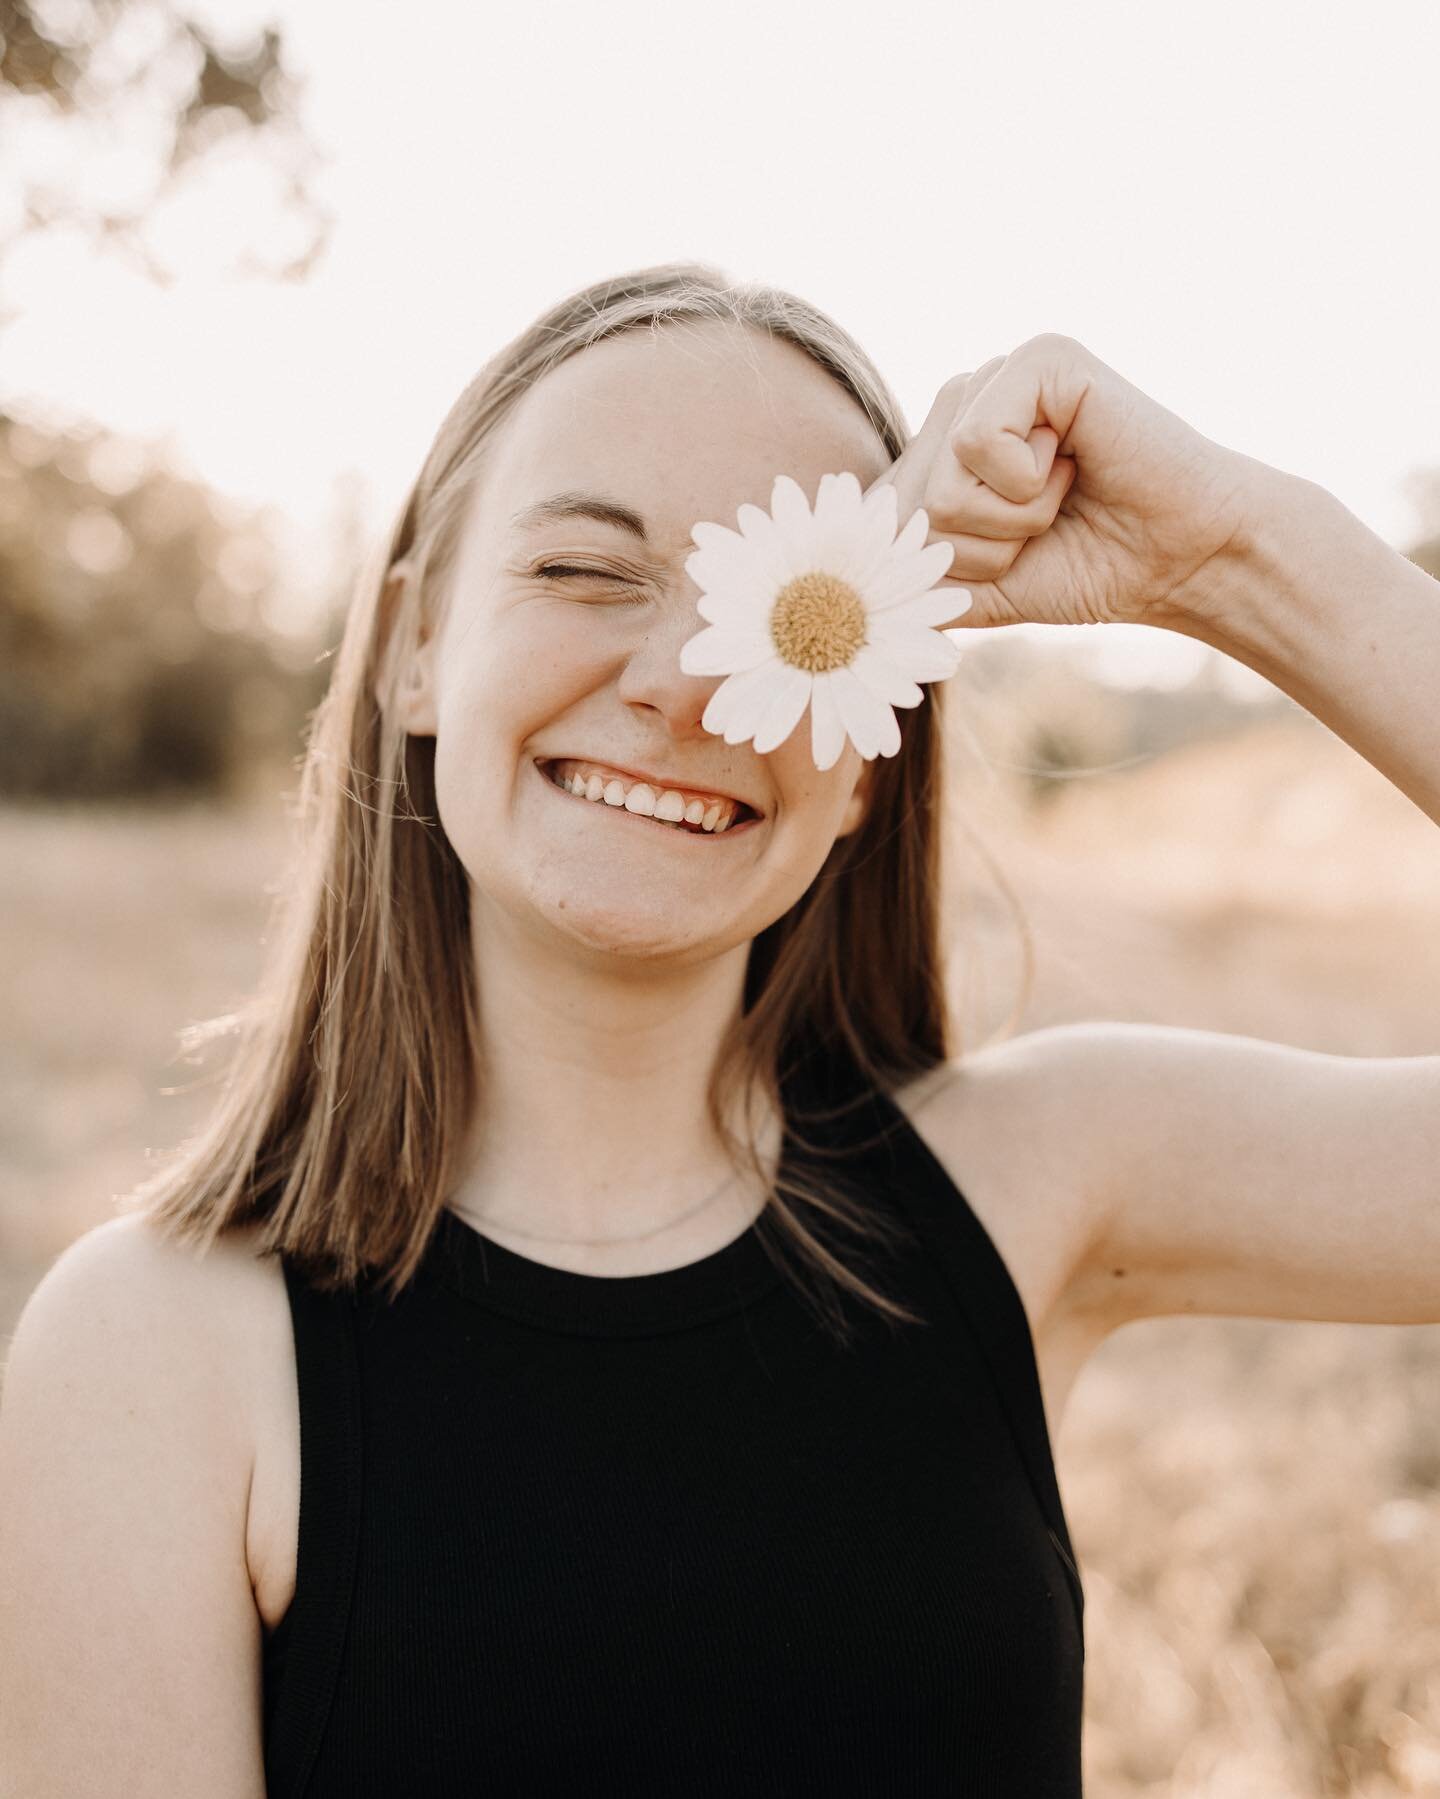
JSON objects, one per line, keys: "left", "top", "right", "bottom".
{"left": 375, "top": 560, "right": 439, "bottom": 737}
{"left": 834, "top": 757, "right": 876, "bottom": 839}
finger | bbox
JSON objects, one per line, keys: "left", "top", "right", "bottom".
{"left": 949, "top": 344, "right": 1085, "bottom": 503}
{"left": 863, "top": 357, "right": 1007, "bottom": 523}
{"left": 933, "top": 533, "right": 1026, "bottom": 585}
{"left": 966, "top": 355, "right": 1008, "bottom": 388}
{"left": 935, "top": 573, "right": 1023, "bottom": 631}
{"left": 924, "top": 438, "right": 1075, "bottom": 542}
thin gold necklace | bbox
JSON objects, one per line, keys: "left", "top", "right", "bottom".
{"left": 455, "top": 1163, "right": 753, "bottom": 1249}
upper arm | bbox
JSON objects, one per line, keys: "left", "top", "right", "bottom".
{"left": 1048, "top": 1020, "right": 1440, "bottom": 1330}
{"left": 0, "top": 1214, "right": 267, "bottom": 1798}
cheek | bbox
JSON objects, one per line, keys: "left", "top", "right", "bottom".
{"left": 767, "top": 736, "right": 862, "bottom": 829}
{"left": 437, "top": 613, "right": 599, "bottom": 749}
{"left": 429, "top": 614, "right": 618, "bottom": 863}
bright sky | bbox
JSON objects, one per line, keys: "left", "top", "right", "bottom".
{"left": 6, "top": 0, "right": 1439, "bottom": 690}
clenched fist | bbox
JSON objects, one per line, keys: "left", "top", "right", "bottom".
{"left": 872, "top": 333, "right": 1261, "bottom": 632}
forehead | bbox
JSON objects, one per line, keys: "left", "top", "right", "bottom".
{"left": 472, "top": 319, "right": 891, "bottom": 559}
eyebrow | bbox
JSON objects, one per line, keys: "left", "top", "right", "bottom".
{"left": 508, "top": 491, "right": 651, "bottom": 543}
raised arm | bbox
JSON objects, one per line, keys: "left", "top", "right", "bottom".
{"left": 877, "top": 335, "right": 1440, "bottom": 1331}
{"left": 1155, "top": 458, "right": 1440, "bottom": 828}
{"left": 878, "top": 332, "right": 1440, "bottom": 832}
{"left": 0, "top": 1214, "right": 267, "bottom": 1798}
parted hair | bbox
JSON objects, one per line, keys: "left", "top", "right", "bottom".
{"left": 134, "top": 259, "right": 1021, "bottom": 1347}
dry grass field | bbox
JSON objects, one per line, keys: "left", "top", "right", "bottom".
{"left": 3, "top": 706, "right": 1439, "bottom": 1794}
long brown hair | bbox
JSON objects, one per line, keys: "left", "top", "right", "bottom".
{"left": 136, "top": 260, "right": 977, "bottom": 1347}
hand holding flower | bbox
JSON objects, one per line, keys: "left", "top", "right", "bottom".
{"left": 678, "top": 332, "right": 1333, "bottom": 773}
{"left": 876, "top": 333, "right": 1259, "bottom": 633}
{"left": 878, "top": 334, "right": 1440, "bottom": 830}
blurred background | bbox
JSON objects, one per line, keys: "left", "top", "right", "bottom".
{"left": 3, "top": 0, "right": 1440, "bottom": 1790}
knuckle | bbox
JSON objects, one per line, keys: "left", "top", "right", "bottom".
{"left": 956, "top": 539, "right": 1019, "bottom": 579}
{"left": 949, "top": 416, "right": 987, "bottom": 455}
{"left": 936, "top": 373, "right": 975, "bottom": 415}
{"left": 942, "top": 355, "right": 1005, "bottom": 402}
{"left": 1025, "top": 330, "right": 1080, "bottom": 358}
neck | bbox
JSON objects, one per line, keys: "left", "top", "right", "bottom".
{"left": 450, "top": 903, "right": 777, "bottom": 1244}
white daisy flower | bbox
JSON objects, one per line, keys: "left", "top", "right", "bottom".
{"left": 677, "top": 471, "right": 972, "bottom": 772}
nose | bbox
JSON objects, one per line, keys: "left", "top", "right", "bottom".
{"left": 614, "top": 584, "right": 732, "bottom": 739}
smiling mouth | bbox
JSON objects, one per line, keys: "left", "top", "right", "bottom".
{"left": 540, "top": 762, "right": 763, "bottom": 838}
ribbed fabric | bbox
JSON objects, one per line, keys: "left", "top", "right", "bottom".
{"left": 262, "top": 1058, "right": 1085, "bottom": 1797}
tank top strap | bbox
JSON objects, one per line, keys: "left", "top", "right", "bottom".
{"left": 816, "top": 1065, "right": 1085, "bottom": 1629}
{"left": 263, "top": 1259, "right": 364, "bottom": 1799}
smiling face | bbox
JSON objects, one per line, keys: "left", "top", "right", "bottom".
{"left": 394, "top": 316, "right": 894, "bottom": 965}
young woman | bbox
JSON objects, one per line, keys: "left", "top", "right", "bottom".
{"left": 1, "top": 262, "right": 1436, "bottom": 1797}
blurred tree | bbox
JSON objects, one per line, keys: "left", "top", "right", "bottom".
{"left": 0, "top": 1, "right": 339, "bottom": 797}
{"left": 0, "top": 410, "right": 336, "bottom": 797}
{"left": 0, "top": 0, "right": 330, "bottom": 320}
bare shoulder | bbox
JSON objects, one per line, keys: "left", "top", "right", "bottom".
{"left": 889, "top": 1024, "right": 1127, "bottom": 1340}
{"left": 890, "top": 1024, "right": 1122, "bottom": 1314}
{"left": 2, "top": 1210, "right": 293, "bottom": 1537}
{"left": 5, "top": 1208, "right": 289, "bottom": 1410}
{"left": 0, "top": 1210, "right": 286, "bottom": 1793}
{"left": 3, "top": 1209, "right": 297, "bottom": 1603}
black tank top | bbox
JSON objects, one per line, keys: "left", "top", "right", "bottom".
{"left": 261, "top": 1060, "right": 1085, "bottom": 1796}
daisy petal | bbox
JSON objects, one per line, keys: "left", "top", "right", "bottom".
{"left": 830, "top": 663, "right": 895, "bottom": 760}
{"left": 850, "top": 642, "right": 925, "bottom": 709}
{"left": 694, "top": 577, "right": 780, "bottom": 625}
{"left": 699, "top": 671, "right": 743, "bottom": 737}
{"left": 841, "top": 484, "right": 904, "bottom": 590}
{"left": 810, "top": 471, "right": 863, "bottom": 573}
{"left": 678, "top": 623, "right": 777, "bottom": 676}
{"left": 913, "top": 539, "right": 957, "bottom": 587}
{"left": 863, "top": 479, "right": 900, "bottom": 534}
{"left": 808, "top": 671, "right": 848, "bottom": 772}
{"left": 862, "top": 548, "right": 949, "bottom": 613}
{"left": 700, "top": 660, "right": 785, "bottom": 743}
{"left": 873, "top": 585, "right": 974, "bottom": 631}
{"left": 735, "top": 500, "right": 778, "bottom": 548}
{"left": 759, "top": 477, "right": 818, "bottom": 583}
{"left": 813, "top": 471, "right": 861, "bottom": 535}
{"left": 689, "top": 519, "right": 748, "bottom": 559}
{"left": 731, "top": 504, "right": 795, "bottom": 591}
{"left": 862, "top": 624, "right": 963, "bottom": 682}
{"left": 769, "top": 473, "right": 813, "bottom": 535}
{"left": 686, "top": 534, "right": 769, "bottom": 599}
{"left": 751, "top": 665, "right": 813, "bottom": 754}
{"left": 891, "top": 505, "right": 931, "bottom": 559}
{"left": 871, "top": 694, "right": 903, "bottom": 757}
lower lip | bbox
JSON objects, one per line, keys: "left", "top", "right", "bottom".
{"left": 533, "top": 759, "right": 763, "bottom": 840}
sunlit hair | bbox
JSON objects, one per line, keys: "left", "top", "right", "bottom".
{"left": 135, "top": 260, "right": 1030, "bottom": 1346}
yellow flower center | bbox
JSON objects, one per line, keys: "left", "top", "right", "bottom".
{"left": 768, "top": 571, "right": 867, "bottom": 673}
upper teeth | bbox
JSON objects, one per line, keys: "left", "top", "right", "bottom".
{"left": 546, "top": 759, "right": 744, "bottom": 833}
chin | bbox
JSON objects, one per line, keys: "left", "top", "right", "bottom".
{"left": 529, "top": 884, "right": 746, "bottom": 964}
